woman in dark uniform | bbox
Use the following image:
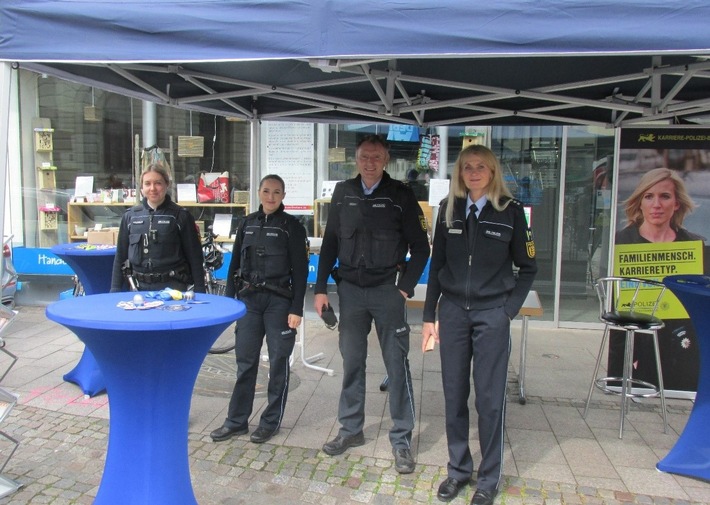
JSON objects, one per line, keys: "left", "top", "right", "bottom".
{"left": 210, "top": 174, "right": 309, "bottom": 445}
{"left": 110, "top": 163, "right": 205, "bottom": 293}
{"left": 422, "top": 145, "right": 537, "bottom": 505}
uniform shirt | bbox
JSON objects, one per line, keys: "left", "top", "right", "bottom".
{"left": 225, "top": 204, "right": 309, "bottom": 317}
{"left": 315, "top": 172, "right": 430, "bottom": 298}
{"left": 110, "top": 194, "right": 205, "bottom": 292}
{"left": 423, "top": 196, "right": 537, "bottom": 321}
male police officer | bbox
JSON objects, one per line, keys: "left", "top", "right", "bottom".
{"left": 314, "top": 135, "right": 430, "bottom": 473}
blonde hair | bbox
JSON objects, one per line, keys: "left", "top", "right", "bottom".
{"left": 444, "top": 145, "right": 513, "bottom": 227}
{"left": 623, "top": 167, "right": 695, "bottom": 229}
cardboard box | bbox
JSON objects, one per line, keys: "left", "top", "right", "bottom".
{"left": 87, "top": 228, "right": 119, "bottom": 245}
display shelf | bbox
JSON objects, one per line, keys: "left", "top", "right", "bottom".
{"left": 313, "top": 198, "right": 331, "bottom": 237}
{"left": 67, "top": 202, "right": 249, "bottom": 242}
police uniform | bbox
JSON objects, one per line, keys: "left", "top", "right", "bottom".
{"left": 315, "top": 172, "right": 430, "bottom": 450}
{"left": 110, "top": 194, "right": 205, "bottom": 293}
{"left": 221, "top": 204, "right": 309, "bottom": 433}
{"left": 423, "top": 196, "right": 537, "bottom": 493}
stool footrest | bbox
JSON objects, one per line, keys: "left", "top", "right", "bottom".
{"left": 594, "top": 377, "right": 660, "bottom": 398}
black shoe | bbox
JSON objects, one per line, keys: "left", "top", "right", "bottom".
{"left": 470, "top": 488, "right": 498, "bottom": 505}
{"left": 250, "top": 426, "right": 278, "bottom": 444}
{"left": 210, "top": 425, "right": 248, "bottom": 442}
{"left": 437, "top": 477, "right": 472, "bottom": 502}
{"left": 322, "top": 432, "right": 365, "bottom": 456}
{"left": 392, "top": 447, "right": 415, "bottom": 474}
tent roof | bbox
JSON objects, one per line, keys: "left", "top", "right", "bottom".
{"left": 2, "top": 0, "right": 710, "bottom": 127}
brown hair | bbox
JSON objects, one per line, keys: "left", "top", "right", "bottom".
{"left": 140, "top": 163, "right": 171, "bottom": 187}
{"left": 259, "top": 174, "right": 285, "bottom": 192}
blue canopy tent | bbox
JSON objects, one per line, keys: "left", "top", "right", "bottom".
{"left": 1, "top": 0, "right": 710, "bottom": 244}
{"left": 1, "top": 0, "right": 710, "bottom": 127}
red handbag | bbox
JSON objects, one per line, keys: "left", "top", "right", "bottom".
{"left": 197, "top": 171, "right": 230, "bottom": 203}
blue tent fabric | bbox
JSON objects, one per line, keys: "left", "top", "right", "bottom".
{"left": 1, "top": 0, "right": 710, "bottom": 63}
{"left": 1, "top": 1, "right": 710, "bottom": 126}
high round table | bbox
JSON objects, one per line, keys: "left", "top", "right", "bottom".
{"left": 50, "top": 243, "right": 117, "bottom": 396}
{"left": 657, "top": 274, "right": 710, "bottom": 481}
{"left": 46, "top": 292, "right": 246, "bottom": 505}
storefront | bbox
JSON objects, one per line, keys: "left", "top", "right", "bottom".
{"left": 2, "top": 70, "right": 621, "bottom": 326}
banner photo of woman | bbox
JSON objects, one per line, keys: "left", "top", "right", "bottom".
{"left": 610, "top": 128, "right": 710, "bottom": 396}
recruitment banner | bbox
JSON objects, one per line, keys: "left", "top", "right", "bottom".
{"left": 613, "top": 241, "right": 704, "bottom": 319}
{"left": 609, "top": 127, "right": 710, "bottom": 395}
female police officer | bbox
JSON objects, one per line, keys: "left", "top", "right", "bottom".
{"left": 422, "top": 145, "right": 537, "bottom": 505}
{"left": 110, "top": 163, "right": 205, "bottom": 293}
{"left": 210, "top": 174, "right": 309, "bottom": 445}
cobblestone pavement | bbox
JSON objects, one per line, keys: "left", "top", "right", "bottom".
{"left": 1, "top": 403, "right": 706, "bottom": 505}
{"left": 0, "top": 306, "right": 708, "bottom": 504}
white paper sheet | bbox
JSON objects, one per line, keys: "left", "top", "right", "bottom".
{"left": 74, "top": 176, "right": 94, "bottom": 198}
{"left": 177, "top": 183, "right": 197, "bottom": 203}
{"left": 212, "top": 213, "right": 232, "bottom": 239}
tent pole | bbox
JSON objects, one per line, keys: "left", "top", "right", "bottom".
{"left": 0, "top": 63, "right": 12, "bottom": 249}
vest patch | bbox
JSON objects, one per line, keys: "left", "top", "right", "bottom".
{"left": 526, "top": 241, "right": 536, "bottom": 258}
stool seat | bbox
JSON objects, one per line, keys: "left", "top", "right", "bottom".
{"left": 601, "top": 310, "right": 663, "bottom": 330}
{"left": 583, "top": 276, "right": 668, "bottom": 438}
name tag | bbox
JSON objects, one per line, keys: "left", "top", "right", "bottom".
{"left": 448, "top": 229, "right": 462, "bottom": 234}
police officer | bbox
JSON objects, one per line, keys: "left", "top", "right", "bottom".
{"left": 314, "top": 135, "right": 430, "bottom": 474}
{"left": 110, "top": 163, "right": 205, "bottom": 293}
{"left": 422, "top": 145, "right": 537, "bottom": 505}
{"left": 210, "top": 174, "right": 309, "bottom": 445}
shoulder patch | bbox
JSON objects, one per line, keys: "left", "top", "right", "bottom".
{"left": 419, "top": 215, "right": 427, "bottom": 232}
{"left": 509, "top": 198, "right": 523, "bottom": 207}
{"left": 525, "top": 229, "right": 536, "bottom": 258}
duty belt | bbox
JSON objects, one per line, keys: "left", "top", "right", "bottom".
{"left": 238, "top": 279, "right": 293, "bottom": 299}
{"left": 133, "top": 267, "right": 189, "bottom": 284}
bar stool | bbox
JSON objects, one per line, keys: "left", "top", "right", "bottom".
{"left": 583, "top": 276, "right": 668, "bottom": 438}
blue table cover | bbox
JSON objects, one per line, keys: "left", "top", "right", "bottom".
{"left": 46, "top": 292, "right": 245, "bottom": 505}
{"left": 658, "top": 275, "right": 710, "bottom": 482}
{"left": 50, "top": 243, "right": 117, "bottom": 396}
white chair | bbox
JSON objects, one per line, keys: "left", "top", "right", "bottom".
{"left": 0, "top": 305, "right": 18, "bottom": 382}
{"left": 583, "top": 276, "right": 668, "bottom": 438}
{"left": 0, "top": 305, "right": 21, "bottom": 498}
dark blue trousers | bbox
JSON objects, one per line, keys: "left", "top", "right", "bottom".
{"left": 224, "top": 291, "right": 296, "bottom": 431}
{"left": 438, "top": 296, "right": 510, "bottom": 492}
{"left": 336, "top": 280, "right": 415, "bottom": 449}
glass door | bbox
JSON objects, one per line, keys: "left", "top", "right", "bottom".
{"left": 558, "top": 126, "right": 615, "bottom": 324}
{"left": 492, "top": 126, "right": 563, "bottom": 322}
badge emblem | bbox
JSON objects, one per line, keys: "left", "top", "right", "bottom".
{"left": 526, "top": 241, "right": 536, "bottom": 258}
